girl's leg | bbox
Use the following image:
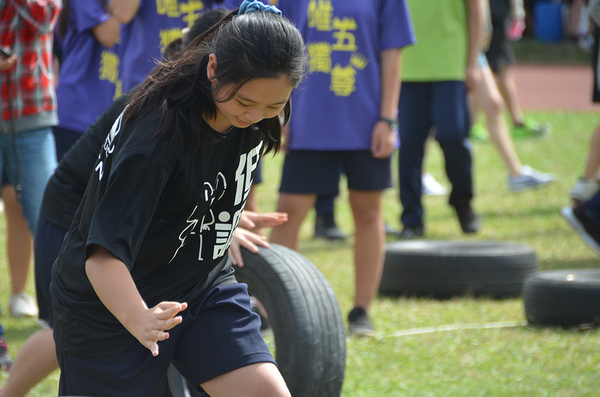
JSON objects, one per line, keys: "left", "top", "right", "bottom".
{"left": 1, "top": 328, "right": 58, "bottom": 397}
{"left": 1, "top": 184, "right": 33, "bottom": 298}
{"left": 348, "top": 190, "right": 385, "bottom": 310}
{"left": 201, "top": 362, "right": 290, "bottom": 397}
{"left": 583, "top": 124, "right": 600, "bottom": 179}
{"left": 473, "top": 65, "right": 522, "bottom": 176}
{"left": 493, "top": 66, "right": 524, "bottom": 126}
{"left": 269, "top": 193, "right": 316, "bottom": 250}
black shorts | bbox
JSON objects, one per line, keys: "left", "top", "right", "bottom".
{"left": 279, "top": 150, "right": 392, "bottom": 196}
{"left": 56, "top": 283, "right": 274, "bottom": 396}
{"left": 485, "top": 16, "right": 515, "bottom": 73}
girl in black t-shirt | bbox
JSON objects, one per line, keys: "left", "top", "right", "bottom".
{"left": 49, "top": 2, "right": 306, "bottom": 396}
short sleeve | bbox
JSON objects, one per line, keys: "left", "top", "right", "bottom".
{"left": 379, "top": 0, "right": 416, "bottom": 50}
{"left": 85, "top": 149, "right": 171, "bottom": 269}
{"left": 72, "top": 0, "right": 111, "bottom": 33}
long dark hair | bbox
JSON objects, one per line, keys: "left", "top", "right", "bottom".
{"left": 124, "top": 9, "right": 306, "bottom": 155}
{"left": 58, "top": 0, "right": 110, "bottom": 38}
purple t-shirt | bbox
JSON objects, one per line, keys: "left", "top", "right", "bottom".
{"left": 277, "top": 0, "right": 415, "bottom": 150}
{"left": 56, "top": 0, "right": 121, "bottom": 134}
{"left": 120, "top": 0, "right": 242, "bottom": 91}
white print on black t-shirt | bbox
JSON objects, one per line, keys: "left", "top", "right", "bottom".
{"left": 234, "top": 141, "right": 262, "bottom": 206}
{"left": 169, "top": 141, "right": 263, "bottom": 264}
{"left": 95, "top": 110, "right": 125, "bottom": 181}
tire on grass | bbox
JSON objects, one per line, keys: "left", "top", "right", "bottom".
{"left": 169, "top": 244, "right": 346, "bottom": 397}
{"left": 524, "top": 269, "right": 600, "bottom": 328}
{"left": 379, "top": 241, "right": 538, "bottom": 299}
{"left": 236, "top": 244, "right": 346, "bottom": 397}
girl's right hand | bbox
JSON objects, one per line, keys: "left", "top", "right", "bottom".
{"left": 128, "top": 301, "right": 188, "bottom": 357}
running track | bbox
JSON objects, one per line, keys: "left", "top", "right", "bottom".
{"left": 514, "top": 64, "right": 597, "bottom": 111}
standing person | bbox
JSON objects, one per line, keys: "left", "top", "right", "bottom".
{"left": 486, "top": 0, "right": 550, "bottom": 138}
{"left": 0, "top": 0, "right": 61, "bottom": 366}
{"left": 0, "top": 0, "right": 60, "bottom": 238}
{"left": 53, "top": 0, "right": 140, "bottom": 161}
{"left": 269, "top": 0, "right": 415, "bottom": 337}
{"left": 1, "top": 13, "right": 288, "bottom": 392}
{"left": 397, "top": 0, "right": 483, "bottom": 239}
{"left": 570, "top": 19, "right": 600, "bottom": 203}
{"left": 49, "top": 2, "right": 306, "bottom": 395}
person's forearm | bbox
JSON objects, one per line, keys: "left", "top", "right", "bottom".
{"left": 509, "top": 0, "right": 525, "bottom": 20}
{"left": 466, "top": 0, "right": 484, "bottom": 68}
{"left": 109, "top": 0, "right": 142, "bottom": 24}
{"left": 86, "top": 245, "right": 148, "bottom": 330}
{"left": 379, "top": 48, "right": 402, "bottom": 119}
{"left": 9, "top": 0, "right": 61, "bottom": 34}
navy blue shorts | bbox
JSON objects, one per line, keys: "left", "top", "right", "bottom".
{"left": 34, "top": 215, "right": 67, "bottom": 326}
{"left": 52, "top": 126, "right": 82, "bottom": 162}
{"left": 56, "top": 283, "right": 274, "bottom": 396}
{"left": 279, "top": 150, "right": 392, "bottom": 196}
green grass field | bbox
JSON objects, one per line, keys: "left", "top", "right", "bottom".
{"left": 0, "top": 109, "right": 597, "bottom": 395}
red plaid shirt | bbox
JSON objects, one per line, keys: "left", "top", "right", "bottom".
{"left": 0, "top": 0, "right": 61, "bottom": 122}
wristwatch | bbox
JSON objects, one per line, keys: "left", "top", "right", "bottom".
{"left": 378, "top": 116, "right": 399, "bottom": 130}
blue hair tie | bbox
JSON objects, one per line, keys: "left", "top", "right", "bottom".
{"left": 238, "top": 0, "right": 282, "bottom": 16}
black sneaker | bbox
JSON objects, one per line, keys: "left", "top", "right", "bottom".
{"left": 397, "top": 224, "right": 424, "bottom": 239}
{"left": 348, "top": 307, "right": 374, "bottom": 337}
{"left": 314, "top": 213, "right": 346, "bottom": 241}
{"left": 452, "top": 199, "right": 480, "bottom": 234}
{"left": 0, "top": 336, "right": 12, "bottom": 370}
{"left": 561, "top": 203, "right": 600, "bottom": 255}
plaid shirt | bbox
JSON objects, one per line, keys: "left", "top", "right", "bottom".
{"left": 0, "top": 0, "right": 61, "bottom": 123}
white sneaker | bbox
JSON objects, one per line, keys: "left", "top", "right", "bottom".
{"left": 509, "top": 165, "right": 556, "bottom": 192}
{"left": 422, "top": 173, "right": 447, "bottom": 196}
{"left": 570, "top": 178, "right": 600, "bottom": 202}
{"left": 9, "top": 292, "right": 38, "bottom": 318}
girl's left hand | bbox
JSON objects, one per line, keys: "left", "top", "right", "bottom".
{"left": 371, "top": 121, "right": 395, "bottom": 159}
{"left": 229, "top": 228, "right": 269, "bottom": 267}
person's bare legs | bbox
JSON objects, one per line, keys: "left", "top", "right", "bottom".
{"left": 568, "top": 0, "right": 585, "bottom": 39}
{"left": 1, "top": 184, "right": 33, "bottom": 296}
{"left": 472, "top": 65, "right": 522, "bottom": 176}
{"left": 583, "top": 124, "right": 600, "bottom": 179}
{"left": 1, "top": 328, "right": 58, "bottom": 397}
{"left": 349, "top": 190, "right": 385, "bottom": 310}
{"left": 493, "top": 66, "right": 525, "bottom": 126}
{"left": 201, "top": 362, "right": 290, "bottom": 397}
{"left": 269, "top": 193, "right": 316, "bottom": 250}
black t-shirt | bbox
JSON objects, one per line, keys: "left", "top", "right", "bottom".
{"left": 41, "top": 94, "right": 129, "bottom": 231}
{"left": 50, "top": 107, "right": 264, "bottom": 357}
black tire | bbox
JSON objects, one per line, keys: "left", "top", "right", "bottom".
{"left": 236, "top": 244, "right": 346, "bottom": 397}
{"left": 379, "top": 241, "right": 538, "bottom": 299}
{"left": 169, "top": 244, "right": 346, "bottom": 397}
{"left": 524, "top": 269, "right": 600, "bottom": 328}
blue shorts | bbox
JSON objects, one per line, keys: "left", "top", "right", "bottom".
{"left": 0, "top": 127, "right": 56, "bottom": 233}
{"left": 56, "top": 283, "right": 274, "bottom": 396}
{"left": 279, "top": 150, "right": 392, "bottom": 196}
{"left": 52, "top": 126, "right": 82, "bottom": 162}
{"left": 34, "top": 215, "right": 66, "bottom": 326}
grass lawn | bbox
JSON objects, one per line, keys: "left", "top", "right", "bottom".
{"left": 0, "top": 109, "right": 597, "bottom": 395}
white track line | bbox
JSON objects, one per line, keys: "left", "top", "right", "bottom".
{"left": 387, "top": 321, "right": 528, "bottom": 338}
